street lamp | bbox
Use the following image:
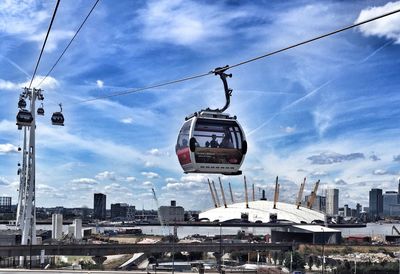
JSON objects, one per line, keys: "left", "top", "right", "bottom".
{"left": 219, "top": 223, "right": 222, "bottom": 273}
{"left": 321, "top": 227, "right": 325, "bottom": 274}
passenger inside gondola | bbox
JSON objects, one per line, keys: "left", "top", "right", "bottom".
{"left": 220, "top": 130, "right": 234, "bottom": 148}
{"left": 205, "top": 134, "right": 219, "bottom": 148}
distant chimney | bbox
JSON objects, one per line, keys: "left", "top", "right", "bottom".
{"left": 261, "top": 190, "right": 267, "bottom": 200}
{"left": 171, "top": 200, "right": 176, "bottom": 207}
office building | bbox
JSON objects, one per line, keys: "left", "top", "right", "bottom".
{"left": 304, "top": 195, "right": 326, "bottom": 212}
{"left": 383, "top": 191, "right": 400, "bottom": 217}
{"left": 0, "top": 197, "right": 11, "bottom": 213}
{"left": 326, "top": 188, "right": 339, "bottom": 215}
{"left": 93, "top": 193, "right": 106, "bottom": 220}
{"left": 369, "top": 188, "right": 383, "bottom": 219}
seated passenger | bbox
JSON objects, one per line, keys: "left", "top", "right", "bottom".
{"left": 209, "top": 134, "right": 219, "bottom": 148}
{"left": 220, "top": 133, "right": 234, "bottom": 148}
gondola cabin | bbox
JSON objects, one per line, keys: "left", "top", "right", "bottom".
{"left": 51, "top": 112, "right": 64, "bottom": 126}
{"left": 16, "top": 109, "right": 33, "bottom": 128}
{"left": 176, "top": 111, "right": 247, "bottom": 175}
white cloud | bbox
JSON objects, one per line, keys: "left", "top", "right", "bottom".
{"left": 283, "top": 126, "right": 296, "bottom": 133}
{"left": 0, "top": 177, "right": 9, "bottom": 185}
{"left": 104, "top": 182, "right": 121, "bottom": 191}
{"left": 0, "top": 79, "right": 19, "bottom": 90}
{"left": 95, "top": 171, "right": 116, "bottom": 181}
{"left": 120, "top": 117, "right": 133, "bottom": 124}
{"left": 373, "top": 169, "right": 388, "bottom": 175}
{"left": 28, "top": 29, "right": 75, "bottom": 52}
{"left": 0, "top": 75, "right": 58, "bottom": 91}
{"left": 180, "top": 174, "right": 208, "bottom": 183}
{"left": 356, "top": 1, "right": 400, "bottom": 44}
{"left": 148, "top": 148, "right": 162, "bottom": 156}
{"left": 165, "top": 177, "right": 178, "bottom": 183}
{"left": 138, "top": 0, "right": 247, "bottom": 46}
{"left": 143, "top": 181, "right": 153, "bottom": 187}
{"left": 71, "top": 178, "right": 98, "bottom": 185}
{"left": 311, "top": 171, "right": 328, "bottom": 176}
{"left": 0, "top": 143, "right": 18, "bottom": 154}
{"left": 141, "top": 171, "right": 160, "bottom": 179}
{"left": 96, "top": 80, "right": 104, "bottom": 88}
{"left": 126, "top": 176, "right": 137, "bottom": 182}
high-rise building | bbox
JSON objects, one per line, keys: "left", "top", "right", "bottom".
{"left": 356, "top": 203, "right": 362, "bottom": 217}
{"left": 326, "top": 188, "right": 339, "bottom": 215}
{"left": 369, "top": 188, "right": 383, "bottom": 219}
{"left": 93, "top": 193, "right": 106, "bottom": 220}
{"left": 383, "top": 191, "right": 399, "bottom": 217}
{"left": 0, "top": 197, "right": 11, "bottom": 213}
{"left": 304, "top": 195, "right": 326, "bottom": 212}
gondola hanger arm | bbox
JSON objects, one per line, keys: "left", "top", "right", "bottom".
{"left": 205, "top": 65, "right": 232, "bottom": 113}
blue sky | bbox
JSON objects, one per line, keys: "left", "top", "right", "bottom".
{"left": 1, "top": 0, "right": 400, "bottom": 210}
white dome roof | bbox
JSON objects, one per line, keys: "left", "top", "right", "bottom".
{"left": 199, "top": 200, "right": 325, "bottom": 224}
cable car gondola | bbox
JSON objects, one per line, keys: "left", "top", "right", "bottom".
{"left": 37, "top": 103, "right": 44, "bottom": 116}
{"left": 16, "top": 109, "right": 33, "bottom": 128}
{"left": 175, "top": 66, "right": 247, "bottom": 175}
{"left": 51, "top": 103, "right": 64, "bottom": 126}
{"left": 18, "top": 98, "right": 26, "bottom": 109}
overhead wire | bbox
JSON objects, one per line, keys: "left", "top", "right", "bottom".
{"left": 79, "top": 7, "right": 400, "bottom": 103}
{"left": 28, "top": 0, "right": 60, "bottom": 89}
{"left": 37, "top": 0, "right": 101, "bottom": 88}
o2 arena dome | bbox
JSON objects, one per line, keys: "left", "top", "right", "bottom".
{"left": 199, "top": 177, "right": 325, "bottom": 224}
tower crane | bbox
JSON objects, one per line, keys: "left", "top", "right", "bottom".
{"left": 152, "top": 188, "right": 168, "bottom": 235}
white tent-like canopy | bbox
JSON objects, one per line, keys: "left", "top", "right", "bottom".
{"left": 199, "top": 200, "right": 325, "bottom": 224}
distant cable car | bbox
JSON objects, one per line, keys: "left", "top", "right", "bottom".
{"left": 176, "top": 66, "right": 247, "bottom": 175}
{"left": 16, "top": 109, "right": 33, "bottom": 128}
{"left": 51, "top": 103, "right": 64, "bottom": 126}
{"left": 18, "top": 98, "right": 26, "bottom": 109}
{"left": 37, "top": 103, "right": 44, "bottom": 116}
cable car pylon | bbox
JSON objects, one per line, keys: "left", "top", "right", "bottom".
{"left": 15, "top": 87, "right": 65, "bottom": 260}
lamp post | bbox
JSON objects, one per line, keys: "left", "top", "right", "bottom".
{"left": 321, "top": 227, "right": 325, "bottom": 274}
{"left": 219, "top": 223, "right": 222, "bottom": 273}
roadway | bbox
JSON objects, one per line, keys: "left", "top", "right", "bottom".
{"left": 0, "top": 242, "right": 293, "bottom": 257}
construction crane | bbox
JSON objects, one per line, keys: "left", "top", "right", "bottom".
{"left": 296, "top": 178, "right": 306, "bottom": 209}
{"left": 307, "top": 180, "right": 320, "bottom": 209}
{"left": 151, "top": 188, "right": 168, "bottom": 235}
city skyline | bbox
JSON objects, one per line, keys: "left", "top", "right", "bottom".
{"left": 0, "top": 1, "right": 400, "bottom": 210}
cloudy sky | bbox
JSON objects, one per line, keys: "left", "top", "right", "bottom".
{"left": 1, "top": 0, "right": 400, "bottom": 211}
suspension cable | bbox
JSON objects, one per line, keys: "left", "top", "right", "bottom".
{"left": 28, "top": 0, "right": 60, "bottom": 89}
{"left": 80, "top": 7, "right": 400, "bottom": 103}
{"left": 37, "top": 0, "right": 101, "bottom": 88}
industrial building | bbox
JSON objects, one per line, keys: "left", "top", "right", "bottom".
{"left": 111, "top": 203, "right": 135, "bottom": 220}
{"left": 271, "top": 225, "right": 341, "bottom": 244}
{"left": 159, "top": 200, "right": 184, "bottom": 223}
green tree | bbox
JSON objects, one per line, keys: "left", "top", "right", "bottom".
{"left": 283, "top": 252, "right": 305, "bottom": 271}
{"left": 273, "top": 251, "right": 278, "bottom": 265}
{"left": 315, "top": 257, "right": 321, "bottom": 269}
{"left": 307, "top": 256, "right": 313, "bottom": 270}
{"left": 278, "top": 252, "right": 285, "bottom": 265}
